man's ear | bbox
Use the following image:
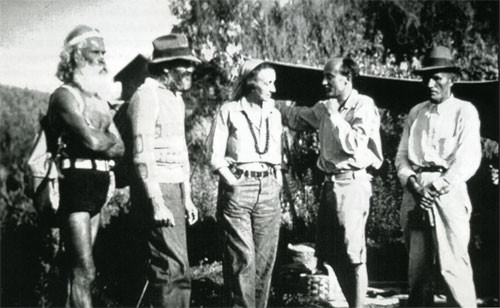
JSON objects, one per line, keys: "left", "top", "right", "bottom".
{"left": 73, "top": 50, "right": 86, "bottom": 68}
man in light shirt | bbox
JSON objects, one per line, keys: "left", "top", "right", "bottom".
{"left": 127, "top": 33, "right": 199, "bottom": 307}
{"left": 395, "top": 46, "right": 481, "bottom": 307}
{"left": 278, "top": 57, "right": 383, "bottom": 308}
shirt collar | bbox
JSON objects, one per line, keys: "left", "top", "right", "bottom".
{"left": 426, "top": 94, "right": 456, "bottom": 115}
{"left": 237, "top": 97, "right": 276, "bottom": 117}
{"left": 144, "top": 77, "right": 165, "bottom": 89}
{"left": 144, "top": 77, "right": 183, "bottom": 98}
{"left": 338, "top": 89, "right": 359, "bottom": 111}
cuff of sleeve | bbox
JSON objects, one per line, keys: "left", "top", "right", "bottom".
{"left": 211, "top": 161, "right": 229, "bottom": 173}
{"left": 431, "top": 177, "right": 451, "bottom": 194}
{"left": 329, "top": 112, "right": 344, "bottom": 123}
{"left": 398, "top": 169, "right": 417, "bottom": 186}
{"left": 146, "top": 181, "right": 163, "bottom": 200}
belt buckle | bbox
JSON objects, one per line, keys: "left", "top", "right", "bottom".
{"left": 341, "top": 171, "right": 355, "bottom": 180}
{"left": 325, "top": 171, "right": 354, "bottom": 182}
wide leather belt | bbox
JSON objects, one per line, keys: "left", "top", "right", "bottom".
{"left": 324, "top": 169, "right": 366, "bottom": 182}
{"left": 234, "top": 168, "right": 275, "bottom": 178}
{"left": 414, "top": 166, "right": 447, "bottom": 173}
{"left": 61, "top": 158, "right": 114, "bottom": 172}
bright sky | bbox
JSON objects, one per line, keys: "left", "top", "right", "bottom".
{"left": 0, "top": 0, "right": 178, "bottom": 92}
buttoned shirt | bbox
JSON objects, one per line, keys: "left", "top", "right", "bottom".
{"left": 279, "top": 89, "right": 383, "bottom": 173}
{"left": 206, "top": 97, "right": 282, "bottom": 171}
{"left": 128, "top": 78, "right": 190, "bottom": 199}
{"left": 395, "top": 95, "right": 482, "bottom": 190}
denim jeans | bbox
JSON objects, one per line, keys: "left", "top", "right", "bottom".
{"left": 130, "top": 182, "right": 191, "bottom": 308}
{"left": 217, "top": 175, "right": 281, "bottom": 308}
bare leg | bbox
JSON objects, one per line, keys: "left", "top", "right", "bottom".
{"left": 63, "top": 212, "right": 95, "bottom": 308}
{"left": 334, "top": 262, "right": 367, "bottom": 308}
{"left": 90, "top": 213, "right": 100, "bottom": 246}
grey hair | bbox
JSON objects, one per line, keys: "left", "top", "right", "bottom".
{"left": 55, "top": 42, "right": 87, "bottom": 83}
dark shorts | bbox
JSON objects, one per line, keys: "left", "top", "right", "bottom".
{"left": 59, "top": 169, "right": 111, "bottom": 217}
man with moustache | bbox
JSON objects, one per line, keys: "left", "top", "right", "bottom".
{"left": 396, "top": 46, "right": 481, "bottom": 307}
{"left": 47, "top": 25, "right": 124, "bottom": 308}
{"left": 127, "top": 33, "right": 199, "bottom": 307}
{"left": 277, "top": 57, "right": 382, "bottom": 307}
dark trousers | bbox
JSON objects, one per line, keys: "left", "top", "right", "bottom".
{"left": 217, "top": 175, "right": 281, "bottom": 308}
{"left": 131, "top": 182, "right": 191, "bottom": 308}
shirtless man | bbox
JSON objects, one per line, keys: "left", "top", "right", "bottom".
{"left": 47, "top": 25, "right": 124, "bottom": 308}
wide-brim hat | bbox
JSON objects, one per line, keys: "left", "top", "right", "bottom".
{"left": 231, "top": 59, "right": 266, "bottom": 100}
{"left": 413, "top": 46, "right": 460, "bottom": 75}
{"left": 150, "top": 33, "right": 201, "bottom": 64}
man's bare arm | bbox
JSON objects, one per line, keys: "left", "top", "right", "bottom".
{"left": 51, "top": 88, "right": 120, "bottom": 156}
{"left": 105, "top": 120, "right": 125, "bottom": 158}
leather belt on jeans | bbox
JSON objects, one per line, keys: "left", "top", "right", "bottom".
{"left": 324, "top": 169, "right": 365, "bottom": 182}
{"left": 234, "top": 168, "right": 275, "bottom": 178}
{"left": 414, "top": 166, "right": 447, "bottom": 173}
{"left": 61, "top": 158, "right": 114, "bottom": 172}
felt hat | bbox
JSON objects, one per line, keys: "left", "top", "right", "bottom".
{"left": 150, "top": 33, "right": 201, "bottom": 64}
{"left": 413, "top": 46, "right": 460, "bottom": 75}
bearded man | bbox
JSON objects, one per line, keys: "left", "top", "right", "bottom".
{"left": 47, "top": 24, "right": 124, "bottom": 308}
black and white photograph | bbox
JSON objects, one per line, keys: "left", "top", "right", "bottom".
{"left": 0, "top": 0, "right": 498, "bottom": 307}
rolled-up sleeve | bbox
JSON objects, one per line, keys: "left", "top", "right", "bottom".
{"left": 278, "top": 102, "right": 323, "bottom": 130}
{"left": 128, "top": 88, "right": 162, "bottom": 199}
{"left": 206, "top": 106, "right": 230, "bottom": 171}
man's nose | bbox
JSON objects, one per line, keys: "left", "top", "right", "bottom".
{"left": 270, "top": 83, "right": 276, "bottom": 93}
{"left": 322, "top": 77, "right": 328, "bottom": 85}
{"left": 427, "top": 78, "right": 435, "bottom": 88}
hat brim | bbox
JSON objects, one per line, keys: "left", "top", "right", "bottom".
{"left": 150, "top": 55, "right": 201, "bottom": 64}
{"left": 413, "top": 66, "right": 460, "bottom": 75}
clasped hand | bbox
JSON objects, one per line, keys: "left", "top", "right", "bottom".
{"left": 407, "top": 176, "right": 440, "bottom": 209}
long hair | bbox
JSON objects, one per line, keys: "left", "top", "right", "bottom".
{"left": 56, "top": 25, "right": 102, "bottom": 83}
{"left": 56, "top": 44, "right": 86, "bottom": 83}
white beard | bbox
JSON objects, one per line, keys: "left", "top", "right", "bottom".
{"left": 73, "top": 64, "right": 114, "bottom": 99}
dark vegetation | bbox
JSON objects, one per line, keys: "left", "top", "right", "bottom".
{"left": 1, "top": 0, "right": 498, "bottom": 306}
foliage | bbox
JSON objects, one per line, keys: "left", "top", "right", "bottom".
{"left": 171, "top": 0, "right": 498, "bottom": 251}
{"left": 169, "top": 1, "right": 499, "bottom": 302}
{"left": 0, "top": 0, "right": 498, "bottom": 306}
